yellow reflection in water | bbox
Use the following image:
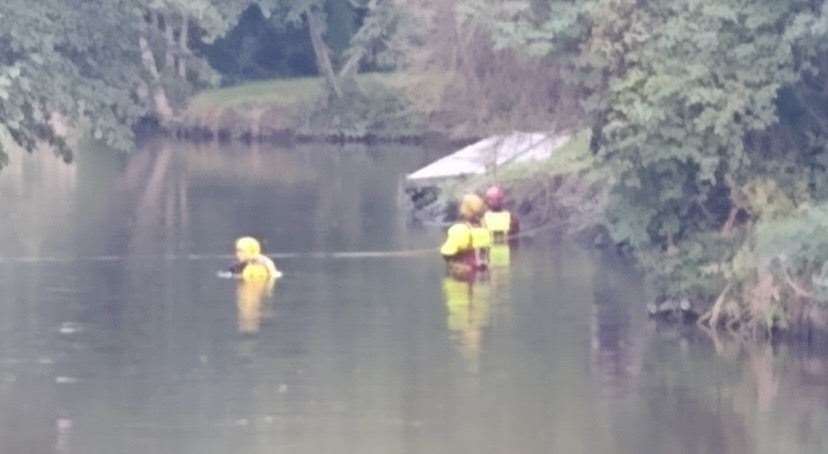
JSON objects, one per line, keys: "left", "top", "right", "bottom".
{"left": 489, "top": 243, "right": 511, "bottom": 268}
{"left": 237, "top": 277, "right": 277, "bottom": 334}
{"left": 444, "top": 275, "right": 491, "bottom": 371}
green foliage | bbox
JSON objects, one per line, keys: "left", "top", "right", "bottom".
{"left": 324, "top": 0, "right": 359, "bottom": 56}
{"left": 468, "top": 0, "right": 828, "bottom": 332}
{"left": 204, "top": 4, "right": 318, "bottom": 82}
{"left": 151, "top": 0, "right": 240, "bottom": 42}
{"left": 603, "top": 0, "right": 828, "bottom": 329}
{"left": 298, "top": 79, "right": 425, "bottom": 139}
{"left": 142, "top": 0, "right": 246, "bottom": 104}
{"left": 0, "top": 0, "right": 247, "bottom": 167}
{"left": 0, "top": 0, "right": 147, "bottom": 163}
{"left": 256, "top": 0, "right": 416, "bottom": 98}
{"left": 344, "top": 0, "right": 417, "bottom": 71}
{"left": 751, "top": 203, "right": 828, "bottom": 305}
{"left": 458, "top": 0, "right": 587, "bottom": 59}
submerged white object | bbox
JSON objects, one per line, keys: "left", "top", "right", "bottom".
{"left": 406, "top": 131, "right": 571, "bottom": 182}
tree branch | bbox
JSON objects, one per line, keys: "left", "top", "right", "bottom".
{"left": 778, "top": 261, "right": 814, "bottom": 299}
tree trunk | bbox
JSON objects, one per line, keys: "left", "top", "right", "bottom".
{"left": 177, "top": 15, "right": 189, "bottom": 79}
{"left": 306, "top": 8, "right": 342, "bottom": 99}
{"left": 338, "top": 47, "right": 364, "bottom": 81}
{"left": 139, "top": 19, "right": 173, "bottom": 121}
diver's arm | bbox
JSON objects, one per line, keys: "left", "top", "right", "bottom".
{"left": 227, "top": 261, "right": 246, "bottom": 275}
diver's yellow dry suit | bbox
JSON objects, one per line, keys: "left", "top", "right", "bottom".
{"left": 440, "top": 194, "right": 492, "bottom": 273}
{"left": 230, "top": 236, "right": 280, "bottom": 334}
{"left": 237, "top": 277, "right": 276, "bottom": 333}
{"left": 484, "top": 210, "right": 512, "bottom": 243}
{"left": 483, "top": 186, "right": 519, "bottom": 268}
{"left": 483, "top": 210, "right": 511, "bottom": 267}
{"left": 230, "top": 236, "right": 282, "bottom": 281}
{"left": 483, "top": 185, "right": 519, "bottom": 244}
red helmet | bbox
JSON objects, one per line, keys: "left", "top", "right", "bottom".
{"left": 485, "top": 185, "right": 505, "bottom": 209}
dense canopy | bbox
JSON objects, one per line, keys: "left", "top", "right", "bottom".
{"left": 0, "top": 0, "right": 248, "bottom": 164}
{"left": 478, "top": 0, "right": 828, "bottom": 330}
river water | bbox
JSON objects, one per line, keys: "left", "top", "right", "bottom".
{"left": 0, "top": 141, "right": 826, "bottom": 454}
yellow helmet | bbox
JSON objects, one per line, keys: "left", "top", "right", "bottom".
{"left": 235, "top": 236, "right": 261, "bottom": 261}
{"left": 459, "top": 194, "right": 485, "bottom": 220}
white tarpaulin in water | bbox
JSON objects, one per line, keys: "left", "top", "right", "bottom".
{"left": 406, "top": 132, "right": 571, "bottom": 181}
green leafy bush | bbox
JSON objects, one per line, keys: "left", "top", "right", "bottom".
{"left": 298, "top": 79, "right": 425, "bottom": 140}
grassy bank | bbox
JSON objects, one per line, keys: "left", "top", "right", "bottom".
{"left": 188, "top": 77, "right": 325, "bottom": 113}
{"left": 180, "top": 73, "right": 450, "bottom": 142}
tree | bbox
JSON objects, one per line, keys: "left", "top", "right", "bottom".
{"left": 255, "top": 0, "right": 411, "bottom": 98}
{"left": 474, "top": 0, "right": 828, "bottom": 330}
{"left": 203, "top": 4, "right": 319, "bottom": 82}
{"left": 391, "top": 0, "right": 578, "bottom": 136}
{"left": 138, "top": 0, "right": 249, "bottom": 116}
{"left": 0, "top": 0, "right": 251, "bottom": 168}
{"left": 340, "top": 0, "right": 412, "bottom": 79}
{"left": 0, "top": 0, "right": 147, "bottom": 165}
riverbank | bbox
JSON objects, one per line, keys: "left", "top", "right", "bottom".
{"left": 406, "top": 129, "right": 828, "bottom": 340}
{"left": 174, "top": 73, "right": 456, "bottom": 144}
{"left": 408, "top": 130, "right": 606, "bottom": 237}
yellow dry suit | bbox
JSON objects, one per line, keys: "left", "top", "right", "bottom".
{"left": 440, "top": 222, "right": 491, "bottom": 272}
{"left": 484, "top": 210, "right": 512, "bottom": 242}
{"left": 234, "top": 236, "right": 282, "bottom": 281}
{"left": 441, "top": 194, "right": 492, "bottom": 273}
{"left": 440, "top": 223, "right": 473, "bottom": 257}
{"left": 240, "top": 256, "right": 281, "bottom": 281}
{"left": 231, "top": 237, "right": 281, "bottom": 333}
{"left": 237, "top": 277, "right": 276, "bottom": 334}
{"left": 484, "top": 210, "right": 512, "bottom": 267}
{"left": 471, "top": 223, "right": 492, "bottom": 269}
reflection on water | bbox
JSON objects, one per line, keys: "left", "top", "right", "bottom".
{"left": 489, "top": 243, "right": 511, "bottom": 268}
{"left": 0, "top": 146, "right": 77, "bottom": 258}
{"left": 590, "top": 253, "right": 643, "bottom": 400}
{"left": 443, "top": 276, "right": 491, "bottom": 373}
{"left": 0, "top": 142, "right": 827, "bottom": 453}
{"left": 443, "top": 243, "right": 513, "bottom": 374}
{"left": 237, "top": 278, "right": 277, "bottom": 334}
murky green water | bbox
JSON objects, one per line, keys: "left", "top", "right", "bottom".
{"left": 0, "top": 141, "right": 827, "bottom": 454}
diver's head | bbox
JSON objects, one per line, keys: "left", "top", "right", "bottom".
{"left": 459, "top": 194, "right": 485, "bottom": 221}
{"left": 485, "top": 185, "right": 505, "bottom": 210}
{"left": 235, "top": 236, "right": 261, "bottom": 262}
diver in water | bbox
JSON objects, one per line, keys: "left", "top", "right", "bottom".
{"left": 440, "top": 193, "right": 492, "bottom": 277}
{"left": 483, "top": 185, "right": 519, "bottom": 243}
{"left": 228, "top": 236, "right": 282, "bottom": 281}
